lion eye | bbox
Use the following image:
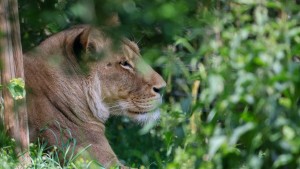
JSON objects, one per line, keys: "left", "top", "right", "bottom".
{"left": 120, "top": 61, "right": 133, "bottom": 70}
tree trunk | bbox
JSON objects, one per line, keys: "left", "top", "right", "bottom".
{"left": 0, "top": 0, "right": 30, "bottom": 165}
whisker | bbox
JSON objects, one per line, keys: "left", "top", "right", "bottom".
{"left": 153, "top": 64, "right": 200, "bottom": 72}
{"left": 108, "top": 104, "right": 134, "bottom": 111}
{"left": 105, "top": 101, "right": 133, "bottom": 108}
{"left": 105, "top": 100, "right": 130, "bottom": 105}
{"left": 110, "top": 104, "right": 145, "bottom": 112}
{"left": 132, "top": 98, "right": 161, "bottom": 102}
{"left": 106, "top": 103, "right": 130, "bottom": 109}
{"left": 136, "top": 35, "right": 144, "bottom": 45}
{"left": 132, "top": 103, "right": 154, "bottom": 107}
{"left": 109, "top": 108, "right": 127, "bottom": 114}
{"left": 106, "top": 101, "right": 160, "bottom": 114}
{"left": 110, "top": 106, "right": 155, "bottom": 114}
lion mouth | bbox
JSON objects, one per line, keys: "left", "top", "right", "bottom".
{"left": 128, "top": 111, "right": 148, "bottom": 115}
{"left": 126, "top": 109, "right": 161, "bottom": 124}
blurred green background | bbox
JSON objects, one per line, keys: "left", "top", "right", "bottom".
{"left": 1, "top": 0, "right": 300, "bottom": 168}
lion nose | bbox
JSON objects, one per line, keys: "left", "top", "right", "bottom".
{"left": 153, "top": 87, "right": 162, "bottom": 94}
{"left": 152, "top": 82, "right": 166, "bottom": 95}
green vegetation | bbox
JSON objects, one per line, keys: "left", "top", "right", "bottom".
{"left": 1, "top": 0, "right": 300, "bottom": 168}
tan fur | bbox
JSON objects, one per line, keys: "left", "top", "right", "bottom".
{"left": 24, "top": 25, "right": 166, "bottom": 167}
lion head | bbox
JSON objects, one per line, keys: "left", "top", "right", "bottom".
{"left": 26, "top": 25, "right": 165, "bottom": 125}
{"left": 63, "top": 25, "right": 166, "bottom": 124}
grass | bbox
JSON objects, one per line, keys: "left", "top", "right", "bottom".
{"left": 0, "top": 140, "right": 107, "bottom": 169}
{"left": 0, "top": 122, "right": 122, "bottom": 169}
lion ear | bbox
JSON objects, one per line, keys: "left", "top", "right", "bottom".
{"left": 73, "top": 27, "right": 94, "bottom": 61}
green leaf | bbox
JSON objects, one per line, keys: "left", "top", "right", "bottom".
{"left": 7, "top": 78, "right": 26, "bottom": 100}
{"left": 273, "top": 154, "right": 293, "bottom": 168}
{"left": 282, "top": 126, "right": 295, "bottom": 140}
{"left": 174, "top": 37, "right": 195, "bottom": 53}
{"left": 279, "top": 97, "right": 292, "bottom": 109}
{"left": 229, "top": 123, "right": 255, "bottom": 145}
{"left": 208, "top": 135, "right": 226, "bottom": 158}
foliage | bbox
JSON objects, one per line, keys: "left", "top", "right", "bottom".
{"left": 7, "top": 78, "right": 26, "bottom": 100}
{"left": 1, "top": 0, "right": 300, "bottom": 168}
{"left": 0, "top": 122, "right": 17, "bottom": 169}
{"left": 0, "top": 147, "right": 17, "bottom": 169}
{"left": 28, "top": 138, "right": 102, "bottom": 169}
{"left": 0, "top": 123, "right": 106, "bottom": 169}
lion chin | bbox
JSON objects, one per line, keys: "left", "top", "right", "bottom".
{"left": 126, "top": 109, "right": 161, "bottom": 124}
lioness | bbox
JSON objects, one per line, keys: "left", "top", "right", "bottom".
{"left": 24, "top": 25, "right": 166, "bottom": 167}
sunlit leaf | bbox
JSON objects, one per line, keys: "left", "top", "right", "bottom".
{"left": 7, "top": 78, "right": 26, "bottom": 100}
